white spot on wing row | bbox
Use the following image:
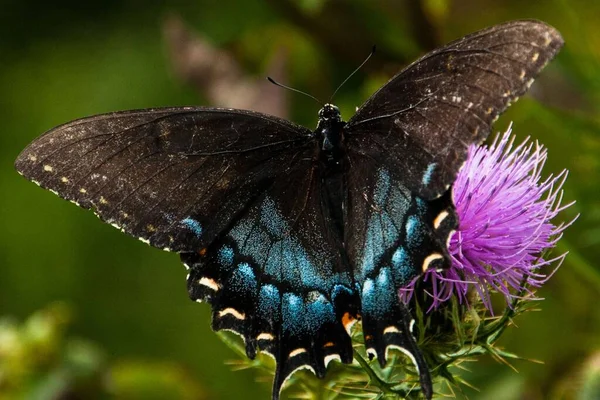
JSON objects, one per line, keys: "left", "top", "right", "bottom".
{"left": 433, "top": 210, "right": 449, "bottom": 229}
{"left": 289, "top": 348, "right": 307, "bottom": 358}
{"left": 383, "top": 326, "right": 401, "bottom": 334}
{"left": 257, "top": 332, "right": 275, "bottom": 341}
{"left": 422, "top": 253, "right": 444, "bottom": 272}
{"left": 198, "top": 277, "right": 220, "bottom": 291}
{"left": 219, "top": 307, "right": 245, "bottom": 320}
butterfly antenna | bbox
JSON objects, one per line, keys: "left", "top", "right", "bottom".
{"left": 267, "top": 77, "right": 323, "bottom": 106}
{"left": 330, "top": 45, "right": 376, "bottom": 103}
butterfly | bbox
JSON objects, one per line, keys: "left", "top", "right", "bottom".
{"left": 15, "top": 20, "right": 562, "bottom": 399}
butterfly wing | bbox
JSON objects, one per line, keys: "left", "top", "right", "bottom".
{"left": 15, "top": 107, "right": 313, "bottom": 251}
{"left": 342, "top": 19, "right": 563, "bottom": 392}
{"left": 183, "top": 161, "right": 360, "bottom": 398}
{"left": 346, "top": 20, "right": 564, "bottom": 198}
{"left": 15, "top": 107, "right": 359, "bottom": 399}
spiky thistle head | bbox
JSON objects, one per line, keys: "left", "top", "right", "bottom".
{"left": 401, "top": 125, "right": 574, "bottom": 311}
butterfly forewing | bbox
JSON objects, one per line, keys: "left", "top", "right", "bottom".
{"left": 15, "top": 107, "right": 312, "bottom": 252}
{"left": 346, "top": 20, "right": 564, "bottom": 198}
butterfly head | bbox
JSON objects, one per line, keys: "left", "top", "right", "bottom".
{"left": 318, "top": 103, "right": 341, "bottom": 122}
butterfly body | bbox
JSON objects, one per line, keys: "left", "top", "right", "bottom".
{"left": 15, "top": 20, "right": 563, "bottom": 399}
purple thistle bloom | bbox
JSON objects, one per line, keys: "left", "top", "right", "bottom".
{"left": 401, "top": 125, "right": 574, "bottom": 310}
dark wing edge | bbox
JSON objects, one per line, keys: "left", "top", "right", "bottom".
{"left": 346, "top": 19, "right": 564, "bottom": 199}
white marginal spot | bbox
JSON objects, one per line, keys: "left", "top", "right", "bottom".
{"left": 138, "top": 237, "right": 150, "bottom": 245}
{"left": 260, "top": 350, "right": 276, "bottom": 361}
{"left": 195, "top": 299, "right": 202, "bottom": 303}
{"left": 532, "top": 52, "right": 539, "bottom": 62}
{"left": 324, "top": 354, "right": 341, "bottom": 368}
{"left": 422, "top": 253, "right": 444, "bottom": 272}
{"left": 199, "top": 277, "right": 220, "bottom": 291}
{"left": 433, "top": 210, "right": 449, "bottom": 229}
{"left": 289, "top": 348, "right": 307, "bottom": 358}
{"left": 49, "top": 189, "right": 59, "bottom": 196}
{"left": 383, "top": 326, "right": 401, "bottom": 334}
{"left": 219, "top": 307, "right": 246, "bottom": 320}
{"left": 519, "top": 69, "right": 526, "bottom": 80}
{"left": 409, "top": 319, "right": 415, "bottom": 334}
{"left": 366, "top": 348, "right": 377, "bottom": 359}
{"left": 182, "top": 263, "right": 190, "bottom": 270}
{"left": 526, "top": 78, "right": 535, "bottom": 89}
{"left": 385, "top": 345, "right": 419, "bottom": 374}
{"left": 43, "top": 165, "right": 53, "bottom": 172}
{"left": 280, "top": 365, "right": 316, "bottom": 393}
{"left": 162, "top": 247, "right": 171, "bottom": 252}
{"left": 221, "top": 328, "right": 246, "bottom": 343}
{"left": 69, "top": 200, "right": 80, "bottom": 206}
{"left": 257, "top": 333, "right": 275, "bottom": 341}
{"left": 31, "top": 179, "right": 41, "bottom": 186}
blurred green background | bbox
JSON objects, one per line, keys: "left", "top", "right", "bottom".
{"left": 1, "top": 0, "right": 599, "bottom": 399}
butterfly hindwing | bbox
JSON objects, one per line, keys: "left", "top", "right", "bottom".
{"left": 346, "top": 20, "right": 564, "bottom": 198}
{"left": 183, "top": 161, "right": 359, "bottom": 398}
{"left": 344, "top": 158, "right": 456, "bottom": 396}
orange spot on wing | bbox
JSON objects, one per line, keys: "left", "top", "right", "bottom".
{"left": 198, "top": 248, "right": 207, "bottom": 256}
{"left": 324, "top": 342, "right": 335, "bottom": 348}
{"left": 342, "top": 312, "right": 355, "bottom": 329}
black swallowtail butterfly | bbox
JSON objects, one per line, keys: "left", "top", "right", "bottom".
{"left": 15, "top": 20, "right": 563, "bottom": 400}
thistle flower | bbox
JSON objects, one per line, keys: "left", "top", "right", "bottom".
{"left": 401, "top": 125, "right": 574, "bottom": 310}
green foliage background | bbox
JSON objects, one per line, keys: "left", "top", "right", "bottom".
{"left": 1, "top": 0, "right": 598, "bottom": 399}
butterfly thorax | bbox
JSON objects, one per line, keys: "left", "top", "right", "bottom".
{"left": 316, "top": 103, "right": 345, "bottom": 165}
{"left": 316, "top": 103, "right": 347, "bottom": 236}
